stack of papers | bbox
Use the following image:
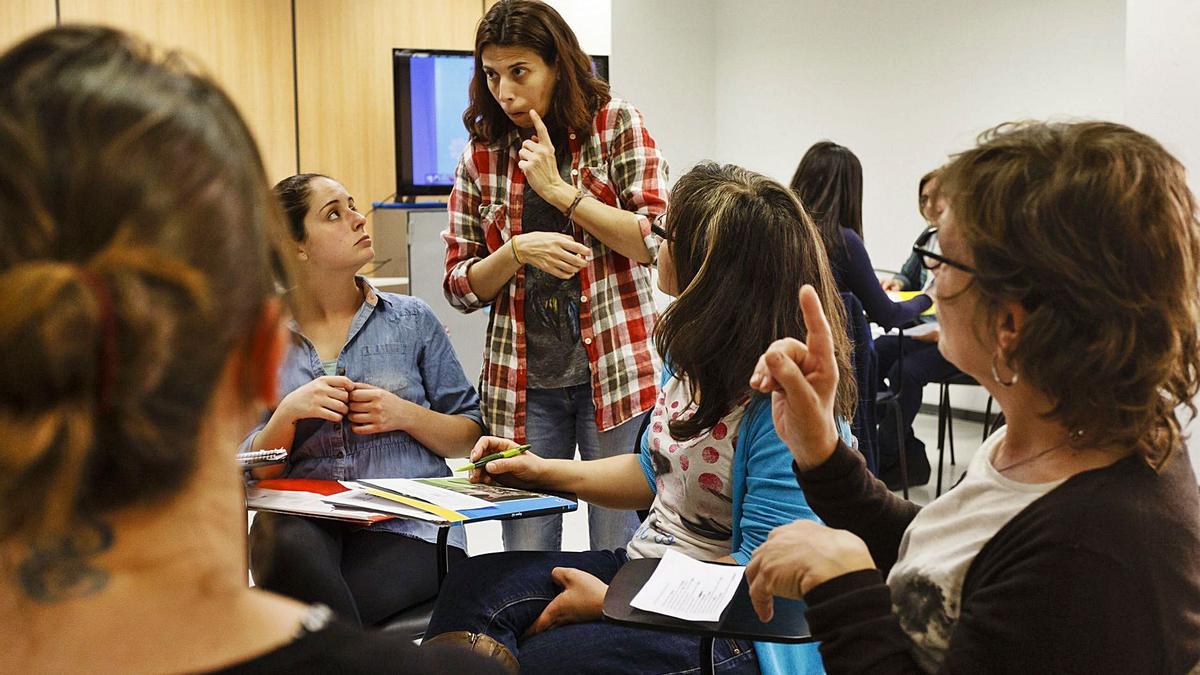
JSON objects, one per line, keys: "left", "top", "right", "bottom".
{"left": 629, "top": 550, "right": 745, "bottom": 622}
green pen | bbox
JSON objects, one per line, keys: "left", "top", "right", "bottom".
{"left": 455, "top": 444, "right": 532, "bottom": 471}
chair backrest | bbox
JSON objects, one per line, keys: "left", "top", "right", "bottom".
{"left": 839, "top": 292, "right": 880, "bottom": 474}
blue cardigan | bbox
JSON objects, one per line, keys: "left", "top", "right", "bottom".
{"left": 637, "top": 373, "right": 850, "bottom": 675}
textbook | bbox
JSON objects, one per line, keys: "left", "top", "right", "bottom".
{"left": 245, "top": 477, "right": 575, "bottom": 526}
{"left": 348, "top": 477, "right": 576, "bottom": 524}
{"left": 245, "top": 479, "right": 393, "bottom": 524}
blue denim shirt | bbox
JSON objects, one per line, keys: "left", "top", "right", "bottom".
{"left": 241, "top": 279, "right": 483, "bottom": 550}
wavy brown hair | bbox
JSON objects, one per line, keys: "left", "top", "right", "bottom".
{"left": 940, "top": 121, "right": 1200, "bottom": 467}
{"left": 463, "top": 0, "right": 610, "bottom": 144}
{"left": 656, "top": 163, "right": 856, "bottom": 441}
{"left": 0, "top": 26, "right": 287, "bottom": 541}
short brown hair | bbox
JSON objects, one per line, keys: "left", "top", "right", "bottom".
{"left": 463, "top": 0, "right": 610, "bottom": 144}
{"left": 940, "top": 121, "right": 1200, "bottom": 466}
{"left": 657, "top": 163, "right": 856, "bottom": 440}
{"left": 0, "top": 26, "right": 286, "bottom": 540}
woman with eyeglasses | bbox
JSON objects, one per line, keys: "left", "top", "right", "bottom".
{"left": 240, "top": 173, "right": 485, "bottom": 628}
{"left": 747, "top": 121, "right": 1200, "bottom": 673}
{"left": 443, "top": 0, "right": 667, "bottom": 553}
{"left": 424, "top": 163, "right": 855, "bottom": 674}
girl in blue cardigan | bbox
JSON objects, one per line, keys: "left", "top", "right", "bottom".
{"left": 423, "top": 163, "right": 857, "bottom": 674}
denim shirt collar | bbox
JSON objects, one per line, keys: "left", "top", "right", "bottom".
{"left": 285, "top": 275, "right": 388, "bottom": 342}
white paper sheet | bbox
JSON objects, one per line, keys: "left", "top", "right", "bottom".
{"left": 904, "top": 321, "right": 939, "bottom": 338}
{"left": 355, "top": 478, "right": 493, "bottom": 510}
{"left": 245, "top": 488, "right": 387, "bottom": 523}
{"left": 629, "top": 550, "right": 744, "bottom": 622}
{"left": 322, "top": 489, "right": 447, "bottom": 523}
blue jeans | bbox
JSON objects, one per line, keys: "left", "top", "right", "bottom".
{"left": 505, "top": 384, "right": 644, "bottom": 551}
{"left": 426, "top": 549, "right": 760, "bottom": 674}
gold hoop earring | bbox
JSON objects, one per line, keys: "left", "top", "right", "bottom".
{"left": 991, "top": 352, "right": 1019, "bottom": 387}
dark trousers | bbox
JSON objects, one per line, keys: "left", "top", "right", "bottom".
{"left": 426, "top": 549, "right": 760, "bottom": 674}
{"left": 248, "top": 513, "right": 464, "bottom": 626}
{"left": 874, "top": 335, "right": 961, "bottom": 469}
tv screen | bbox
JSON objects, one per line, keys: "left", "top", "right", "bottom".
{"left": 393, "top": 49, "right": 610, "bottom": 198}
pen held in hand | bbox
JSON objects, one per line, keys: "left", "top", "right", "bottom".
{"left": 455, "top": 444, "right": 532, "bottom": 472}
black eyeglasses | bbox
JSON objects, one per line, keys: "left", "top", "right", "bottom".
{"left": 913, "top": 226, "right": 975, "bottom": 274}
{"left": 650, "top": 213, "right": 672, "bottom": 242}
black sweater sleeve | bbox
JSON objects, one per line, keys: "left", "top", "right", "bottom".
{"left": 804, "top": 543, "right": 1159, "bottom": 674}
{"left": 794, "top": 440, "right": 920, "bottom": 574}
{"left": 837, "top": 229, "right": 932, "bottom": 329}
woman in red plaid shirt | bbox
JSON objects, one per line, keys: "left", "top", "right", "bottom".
{"left": 442, "top": 0, "right": 667, "bottom": 552}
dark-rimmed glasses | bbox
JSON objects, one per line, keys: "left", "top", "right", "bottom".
{"left": 913, "top": 226, "right": 975, "bottom": 274}
{"left": 650, "top": 212, "right": 672, "bottom": 242}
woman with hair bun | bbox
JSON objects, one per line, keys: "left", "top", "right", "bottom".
{"left": 0, "top": 26, "right": 499, "bottom": 674}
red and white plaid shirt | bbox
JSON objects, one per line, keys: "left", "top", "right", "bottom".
{"left": 443, "top": 97, "right": 667, "bottom": 443}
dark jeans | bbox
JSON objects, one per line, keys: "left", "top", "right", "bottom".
{"left": 874, "top": 335, "right": 962, "bottom": 469}
{"left": 249, "top": 513, "right": 464, "bottom": 626}
{"left": 425, "top": 549, "right": 760, "bottom": 674}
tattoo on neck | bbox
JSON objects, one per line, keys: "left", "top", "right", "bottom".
{"left": 17, "top": 519, "right": 114, "bottom": 603}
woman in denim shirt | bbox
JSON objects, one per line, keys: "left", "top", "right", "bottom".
{"left": 242, "top": 174, "right": 484, "bottom": 626}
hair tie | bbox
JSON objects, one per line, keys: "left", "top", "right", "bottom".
{"left": 77, "top": 270, "right": 118, "bottom": 413}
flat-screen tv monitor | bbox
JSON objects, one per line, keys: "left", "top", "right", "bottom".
{"left": 393, "top": 49, "right": 610, "bottom": 198}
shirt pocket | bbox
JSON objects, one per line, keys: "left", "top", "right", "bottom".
{"left": 579, "top": 165, "right": 619, "bottom": 208}
{"left": 479, "top": 202, "right": 508, "bottom": 236}
{"left": 357, "top": 343, "right": 411, "bottom": 394}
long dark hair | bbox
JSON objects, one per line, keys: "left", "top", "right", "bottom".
{"left": 789, "top": 141, "right": 864, "bottom": 255}
{"left": 0, "top": 26, "right": 286, "bottom": 541}
{"left": 656, "top": 163, "right": 856, "bottom": 440}
{"left": 463, "top": 0, "right": 610, "bottom": 144}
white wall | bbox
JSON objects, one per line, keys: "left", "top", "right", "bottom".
{"left": 710, "top": 0, "right": 1126, "bottom": 273}
{"left": 545, "top": 0, "right": 611, "bottom": 55}
{"left": 1124, "top": 0, "right": 1200, "bottom": 472}
{"left": 611, "top": 0, "right": 716, "bottom": 184}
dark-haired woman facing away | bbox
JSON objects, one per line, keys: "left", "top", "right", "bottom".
{"left": 0, "top": 26, "right": 499, "bottom": 674}
{"left": 443, "top": 0, "right": 667, "bottom": 552}
{"left": 749, "top": 121, "right": 1200, "bottom": 673}
{"left": 424, "top": 163, "right": 856, "bottom": 675}
{"left": 241, "top": 173, "right": 484, "bottom": 627}
{"left": 790, "top": 141, "right": 932, "bottom": 330}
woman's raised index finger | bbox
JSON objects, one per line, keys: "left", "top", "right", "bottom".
{"left": 799, "top": 285, "right": 834, "bottom": 361}
{"left": 529, "top": 108, "right": 551, "bottom": 142}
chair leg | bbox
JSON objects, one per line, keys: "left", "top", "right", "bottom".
{"left": 983, "top": 396, "right": 994, "bottom": 442}
{"left": 894, "top": 402, "right": 909, "bottom": 499}
{"left": 700, "top": 636, "right": 716, "bottom": 675}
{"left": 946, "top": 389, "right": 957, "bottom": 467}
{"left": 936, "top": 383, "right": 947, "bottom": 496}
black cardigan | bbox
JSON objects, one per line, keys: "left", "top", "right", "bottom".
{"left": 795, "top": 440, "right": 1200, "bottom": 673}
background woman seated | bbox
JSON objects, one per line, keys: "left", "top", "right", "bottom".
{"left": 243, "top": 173, "right": 484, "bottom": 627}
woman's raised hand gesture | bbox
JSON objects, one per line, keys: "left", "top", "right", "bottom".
{"left": 749, "top": 285, "right": 840, "bottom": 471}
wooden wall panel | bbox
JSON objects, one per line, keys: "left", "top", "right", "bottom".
{"left": 59, "top": 0, "right": 297, "bottom": 183}
{"left": 294, "top": 0, "right": 481, "bottom": 227}
{"left": 0, "top": 1, "right": 57, "bottom": 52}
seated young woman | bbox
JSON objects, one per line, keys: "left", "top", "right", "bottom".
{"left": 241, "top": 173, "right": 484, "bottom": 627}
{"left": 0, "top": 26, "right": 500, "bottom": 673}
{"left": 747, "top": 121, "right": 1200, "bottom": 672}
{"left": 421, "top": 163, "right": 858, "bottom": 675}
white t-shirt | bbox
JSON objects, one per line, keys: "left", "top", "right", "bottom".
{"left": 887, "top": 426, "right": 1065, "bottom": 672}
{"left": 626, "top": 374, "right": 748, "bottom": 561}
